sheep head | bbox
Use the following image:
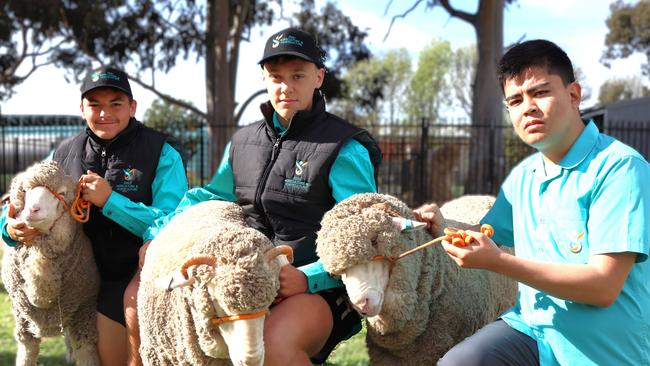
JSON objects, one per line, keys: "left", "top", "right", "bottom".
{"left": 317, "top": 193, "right": 426, "bottom": 317}
{"left": 9, "top": 161, "right": 77, "bottom": 253}
{"left": 155, "top": 224, "right": 292, "bottom": 366}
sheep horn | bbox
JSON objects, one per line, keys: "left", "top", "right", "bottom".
{"left": 180, "top": 255, "right": 218, "bottom": 280}
{"left": 265, "top": 245, "right": 294, "bottom": 265}
{"left": 391, "top": 217, "right": 428, "bottom": 233}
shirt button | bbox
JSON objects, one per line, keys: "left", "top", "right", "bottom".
{"left": 107, "top": 211, "right": 113, "bottom": 215}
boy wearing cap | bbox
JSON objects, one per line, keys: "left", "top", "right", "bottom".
{"left": 1, "top": 67, "right": 187, "bottom": 365}
{"left": 143, "top": 28, "right": 381, "bottom": 365}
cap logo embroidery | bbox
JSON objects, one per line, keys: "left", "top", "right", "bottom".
{"left": 272, "top": 34, "right": 284, "bottom": 48}
{"left": 91, "top": 71, "right": 121, "bottom": 82}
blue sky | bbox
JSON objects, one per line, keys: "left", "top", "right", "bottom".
{"left": 1, "top": 0, "right": 646, "bottom": 123}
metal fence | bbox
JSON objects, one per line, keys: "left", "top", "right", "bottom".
{"left": 2, "top": 115, "right": 649, "bottom": 207}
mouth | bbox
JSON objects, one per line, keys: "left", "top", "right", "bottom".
{"left": 524, "top": 120, "right": 544, "bottom": 131}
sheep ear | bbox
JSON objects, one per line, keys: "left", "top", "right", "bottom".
{"left": 154, "top": 271, "right": 196, "bottom": 291}
{"left": 391, "top": 217, "right": 428, "bottom": 232}
{"left": 265, "top": 245, "right": 294, "bottom": 265}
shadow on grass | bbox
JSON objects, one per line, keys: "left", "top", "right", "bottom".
{"left": 0, "top": 352, "right": 70, "bottom": 366}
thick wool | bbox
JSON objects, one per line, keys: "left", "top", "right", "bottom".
{"left": 138, "top": 200, "right": 283, "bottom": 366}
{"left": 1, "top": 161, "right": 100, "bottom": 365}
{"left": 317, "top": 193, "right": 517, "bottom": 365}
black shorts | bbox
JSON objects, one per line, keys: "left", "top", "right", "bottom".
{"left": 97, "top": 279, "right": 130, "bottom": 326}
{"left": 310, "top": 287, "right": 362, "bottom": 364}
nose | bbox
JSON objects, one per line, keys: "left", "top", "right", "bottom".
{"left": 522, "top": 96, "right": 539, "bottom": 115}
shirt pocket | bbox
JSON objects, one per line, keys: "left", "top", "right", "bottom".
{"left": 551, "top": 209, "right": 589, "bottom": 263}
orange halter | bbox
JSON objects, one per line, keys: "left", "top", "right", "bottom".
{"left": 44, "top": 178, "right": 91, "bottom": 223}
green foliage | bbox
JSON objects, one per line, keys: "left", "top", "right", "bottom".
{"left": 406, "top": 39, "right": 452, "bottom": 123}
{"left": 598, "top": 75, "right": 650, "bottom": 105}
{"left": 450, "top": 44, "right": 477, "bottom": 118}
{"left": 602, "top": 0, "right": 650, "bottom": 77}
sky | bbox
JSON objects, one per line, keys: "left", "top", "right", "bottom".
{"left": 1, "top": 0, "right": 647, "bottom": 124}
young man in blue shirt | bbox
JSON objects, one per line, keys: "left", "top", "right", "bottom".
{"left": 436, "top": 40, "right": 650, "bottom": 365}
{"left": 138, "top": 28, "right": 381, "bottom": 365}
{"left": 1, "top": 67, "right": 187, "bottom": 366}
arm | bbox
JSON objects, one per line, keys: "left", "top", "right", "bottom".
{"left": 442, "top": 235, "right": 635, "bottom": 307}
{"left": 443, "top": 155, "right": 650, "bottom": 307}
{"left": 142, "top": 142, "right": 237, "bottom": 241}
{"left": 95, "top": 143, "right": 188, "bottom": 237}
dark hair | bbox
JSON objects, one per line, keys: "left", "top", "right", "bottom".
{"left": 261, "top": 55, "right": 325, "bottom": 70}
{"left": 497, "top": 39, "right": 575, "bottom": 92}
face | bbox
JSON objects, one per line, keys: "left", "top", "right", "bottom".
{"left": 80, "top": 88, "right": 136, "bottom": 140}
{"left": 503, "top": 66, "right": 582, "bottom": 159}
{"left": 262, "top": 58, "right": 325, "bottom": 125}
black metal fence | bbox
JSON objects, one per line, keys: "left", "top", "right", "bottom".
{"left": 2, "top": 115, "right": 649, "bottom": 207}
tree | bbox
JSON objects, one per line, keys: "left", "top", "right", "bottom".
{"left": 0, "top": 0, "right": 370, "bottom": 173}
{"left": 602, "top": 0, "right": 650, "bottom": 77}
{"left": 450, "top": 44, "right": 477, "bottom": 119}
{"left": 332, "top": 48, "right": 411, "bottom": 125}
{"left": 406, "top": 40, "right": 452, "bottom": 123}
{"left": 386, "top": 0, "right": 516, "bottom": 194}
{"left": 598, "top": 76, "right": 650, "bottom": 105}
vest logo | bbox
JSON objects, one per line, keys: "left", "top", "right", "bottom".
{"left": 116, "top": 167, "right": 142, "bottom": 193}
{"left": 295, "top": 160, "right": 309, "bottom": 176}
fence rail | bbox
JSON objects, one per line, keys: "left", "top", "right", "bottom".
{"left": 2, "top": 115, "right": 649, "bottom": 207}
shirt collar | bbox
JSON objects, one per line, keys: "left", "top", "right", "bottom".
{"left": 557, "top": 120, "right": 599, "bottom": 169}
{"left": 272, "top": 112, "right": 287, "bottom": 135}
{"left": 529, "top": 120, "right": 598, "bottom": 178}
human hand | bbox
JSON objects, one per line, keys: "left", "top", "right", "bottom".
{"left": 441, "top": 229, "right": 503, "bottom": 270}
{"left": 413, "top": 202, "right": 444, "bottom": 236}
{"left": 5, "top": 204, "right": 40, "bottom": 245}
{"left": 139, "top": 240, "right": 151, "bottom": 269}
{"left": 80, "top": 170, "right": 112, "bottom": 208}
{"left": 275, "top": 264, "right": 308, "bottom": 302}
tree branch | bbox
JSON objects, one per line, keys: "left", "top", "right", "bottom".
{"left": 129, "top": 75, "right": 207, "bottom": 118}
{"left": 384, "top": 0, "right": 424, "bottom": 42}
{"left": 234, "top": 88, "right": 265, "bottom": 124}
{"left": 438, "top": 0, "right": 476, "bottom": 24}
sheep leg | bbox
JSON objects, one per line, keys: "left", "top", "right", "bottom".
{"left": 15, "top": 331, "right": 40, "bottom": 366}
{"left": 65, "top": 305, "right": 100, "bottom": 366}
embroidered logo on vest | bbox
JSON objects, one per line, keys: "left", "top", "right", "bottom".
{"left": 285, "top": 159, "right": 311, "bottom": 192}
{"left": 115, "top": 167, "right": 142, "bottom": 193}
{"left": 295, "top": 160, "right": 309, "bottom": 176}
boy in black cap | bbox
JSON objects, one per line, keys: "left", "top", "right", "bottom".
{"left": 143, "top": 27, "right": 381, "bottom": 364}
{"left": 2, "top": 66, "right": 187, "bottom": 365}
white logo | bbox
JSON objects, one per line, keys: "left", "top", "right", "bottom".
{"left": 272, "top": 34, "right": 284, "bottom": 48}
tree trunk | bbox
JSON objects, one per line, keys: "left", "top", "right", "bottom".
{"left": 464, "top": 0, "right": 504, "bottom": 194}
{"left": 206, "top": 0, "right": 236, "bottom": 175}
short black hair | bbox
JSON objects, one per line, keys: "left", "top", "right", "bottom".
{"left": 497, "top": 39, "right": 575, "bottom": 93}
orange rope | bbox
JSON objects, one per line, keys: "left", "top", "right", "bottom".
{"left": 69, "top": 180, "right": 91, "bottom": 223}
{"left": 210, "top": 310, "right": 270, "bottom": 325}
{"left": 372, "top": 224, "right": 495, "bottom": 265}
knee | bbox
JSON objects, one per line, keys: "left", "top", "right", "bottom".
{"left": 123, "top": 274, "right": 140, "bottom": 311}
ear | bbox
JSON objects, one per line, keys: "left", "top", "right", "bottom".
{"left": 154, "top": 271, "right": 196, "bottom": 291}
{"left": 390, "top": 217, "right": 428, "bottom": 232}
{"left": 315, "top": 67, "right": 325, "bottom": 89}
{"left": 129, "top": 99, "right": 138, "bottom": 117}
{"left": 568, "top": 81, "right": 582, "bottom": 109}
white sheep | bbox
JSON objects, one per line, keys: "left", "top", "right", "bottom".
{"left": 1, "top": 160, "right": 100, "bottom": 366}
{"left": 138, "top": 200, "right": 292, "bottom": 366}
{"left": 316, "top": 193, "right": 517, "bottom": 365}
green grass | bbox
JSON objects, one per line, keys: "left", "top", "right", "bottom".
{"left": 0, "top": 250, "right": 368, "bottom": 365}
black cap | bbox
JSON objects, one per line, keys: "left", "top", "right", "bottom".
{"left": 80, "top": 67, "right": 133, "bottom": 100}
{"left": 258, "top": 27, "right": 325, "bottom": 68}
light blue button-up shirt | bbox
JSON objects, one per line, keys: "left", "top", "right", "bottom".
{"left": 482, "top": 121, "right": 650, "bottom": 365}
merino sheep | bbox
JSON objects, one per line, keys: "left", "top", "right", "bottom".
{"left": 316, "top": 193, "right": 517, "bottom": 365}
{"left": 138, "top": 200, "right": 292, "bottom": 366}
{"left": 1, "top": 160, "right": 100, "bottom": 366}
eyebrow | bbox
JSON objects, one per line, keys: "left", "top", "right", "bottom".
{"left": 504, "top": 82, "right": 551, "bottom": 102}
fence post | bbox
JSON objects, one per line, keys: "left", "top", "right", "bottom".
{"left": 418, "top": 117, "right": 429, "bottom": 206}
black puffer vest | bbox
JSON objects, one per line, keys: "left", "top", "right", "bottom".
{"left": 53, "top": 118, "right": 167, "bottom": 280}
{"left": 230, "top": 94, "right": 381, "bottom": 266}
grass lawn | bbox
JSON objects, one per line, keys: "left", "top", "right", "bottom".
{"left": 0, "top": 250, "right": 369, "bottom": 365}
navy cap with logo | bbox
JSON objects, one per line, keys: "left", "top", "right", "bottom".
{"left": 258, "top": 27, "right": 325, "bottom": 68}
{"left": 80, "top": 67, "right": 133, "bottom": 100}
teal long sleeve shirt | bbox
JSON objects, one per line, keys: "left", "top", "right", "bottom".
{"left": 1, "top": 143, "right": 187, "bottom": 246}
{"left": 144, "top": 114, "right": 376, "bottom": 293}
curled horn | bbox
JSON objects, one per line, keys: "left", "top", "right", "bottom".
{"left": 264, "top": 245, "right": 294, "bottom": 264}
{"left": 180, "top": 255, "right": 218, "bottom": 280}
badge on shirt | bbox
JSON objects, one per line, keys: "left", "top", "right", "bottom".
{"left": 569, "top": 230, "right": 585, "bottom": 253}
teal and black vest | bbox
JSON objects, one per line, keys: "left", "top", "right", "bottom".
{"left": 53, "top": 119, "right": 167, "bottom": 280}
{"left": 230, "top": 94, "right": 381, "bottom": 266}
